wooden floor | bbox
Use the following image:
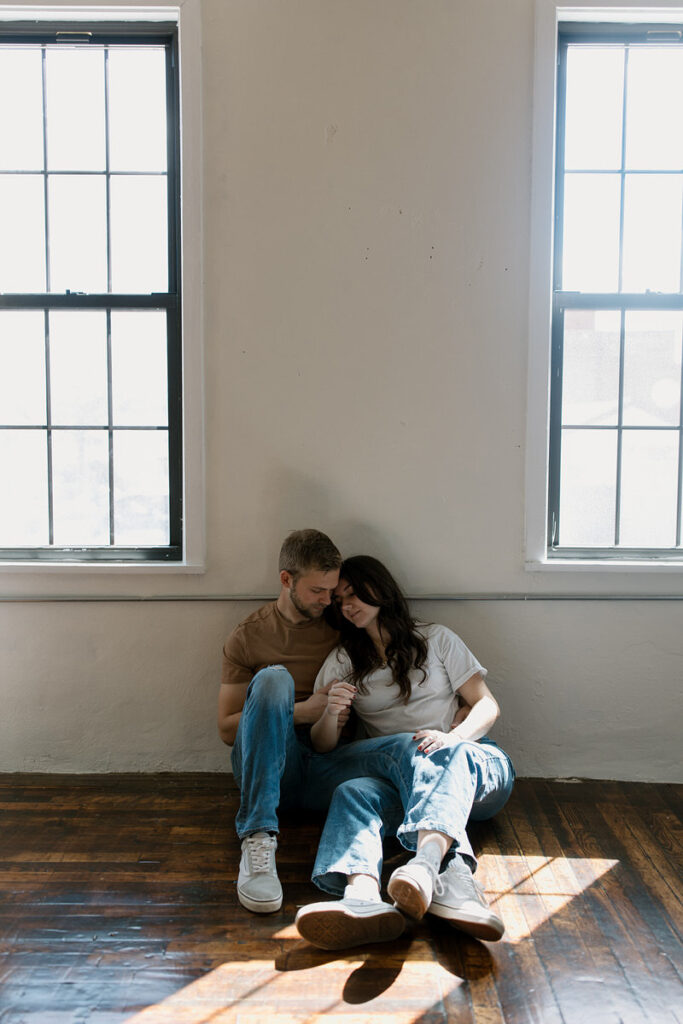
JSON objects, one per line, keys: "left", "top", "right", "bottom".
{"left": 0, "top": 775, "right": 680, "bottom": 1024}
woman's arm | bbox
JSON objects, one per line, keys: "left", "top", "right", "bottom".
{"left": 310, "top": 680, "right": 356, "bottom": 752}
{"left": 413, "top": 672, "right": 500, "bottom": 754}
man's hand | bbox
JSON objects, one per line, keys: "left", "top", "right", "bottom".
{"left": 451, "top": 703, "right": 471, "bottom": 729}
{"left": 294, "top": 680, "right": 345, "bottom": 725}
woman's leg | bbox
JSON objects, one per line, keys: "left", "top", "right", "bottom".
{"left": 294, "top": 778, "right": 405, "bottom": 950}
{"left": 389, "top": 739, "right": 514, "bottom": 937}
{"left": 311, "top": 777, "right": 404, "bottom": 894}
{"left": 395, "top": 738, "right": 515, "bottom": 862}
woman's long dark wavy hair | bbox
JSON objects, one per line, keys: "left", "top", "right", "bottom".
{"left": 326, "top": 555, "right": 428, "bottom": 703}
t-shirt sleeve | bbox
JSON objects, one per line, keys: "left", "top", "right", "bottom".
{"left": 314, "top": 646, "right": 351, "bottom": 692}
{"left": 432, "top": 625, "right": 487, "bottom": 694}
{"left": 221, "top": 627, "right": 253, "bottom": 688}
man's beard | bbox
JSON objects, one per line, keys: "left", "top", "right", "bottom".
{"left": 290, "top": 583, "right": 324, "bottom": 620}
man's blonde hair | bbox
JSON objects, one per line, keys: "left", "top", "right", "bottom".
{"left": 278, "top": 529, "right": 341, "bottom": 579}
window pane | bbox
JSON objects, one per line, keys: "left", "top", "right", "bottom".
{"left": 559, "top": 429, "right": 617, "bottom": 547}
{"left": 626, "top": 47, "right": 683, "bottom": 171}
{"left": 562, "top": 174, "right": 621, "bottom": 291}
{"left": 108, "top": 47, "right": 167, "bottom": 172}
{"left": 48, "top": 175, "right": 107, "bottom": 293}
{"left": 0, "top": 175, "right": 46, "bottom": 291}
{"left": 622, "top": 174, "right": 683, "bottom": 293}
{"left": 0, "top": 430, "right": 48, "bottom": 545}
{"left": 0, "top": 311, "right": 46, "bottom": 425}
{"left": 0, "top": 47, "right": 44, "bottom": 171}
{"left": 620, "top": 431, "right": 679, "bottom": 547}
{"left": 623, "top": 311, "right": 682, "bottom": 427}
{"left": 113, "top": 430, "right": 169, "bottom": 544}
{"left": 52, "top": 430, "right": 109, "bottom": 545}
{"left": 562, "top": 309, "right": 621, "bottom": 426}
{"left": 565, "top": 46, "right": 624, "bottom": 170}
{"left": 49, "top": 311, "right": 108, "bottom": 426}
{"left": 111, "top": 311, "right": 168, "bottom": 426}
{"left": 110, "top": 176, "right": 168, "bottom": 292}
{"left": 45, "top": 47, "right": 105, "bottom": 171}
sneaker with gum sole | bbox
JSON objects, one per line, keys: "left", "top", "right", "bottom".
{"left": 295, "top": 890, "right": 405, "bottom": 950}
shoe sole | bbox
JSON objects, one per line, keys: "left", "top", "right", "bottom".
{"left": 387, "top": 874, "right": 430, "bottom": 920}
{"left": 296, "top": 905, "right": 405, "bottom": 950}
{"left": 237, "top": 889, "right": 283, "bottom": 914}
{"left": 427, "top": 902, "right": 504, "bottom": 941}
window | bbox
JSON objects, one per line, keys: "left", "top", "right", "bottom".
{"left": 0, "top": 19, "right": 182, "bottom": 562}
{"left": 548, "top": 21, "right": 683, "bottom": 561}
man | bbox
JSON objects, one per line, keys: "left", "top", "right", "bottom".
{"left": 218, "top": 528, "right": 343, "bottom": 913}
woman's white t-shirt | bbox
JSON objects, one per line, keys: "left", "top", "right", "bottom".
{"left": 313, "top": 623, "right": 486, "bottom": 737}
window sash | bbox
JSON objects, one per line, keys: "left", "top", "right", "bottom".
{"left": 548, "top": 25, "right": 683, "bottom": 560}
{"left": 0, "top": 23, "right": 181, "bottom": 562}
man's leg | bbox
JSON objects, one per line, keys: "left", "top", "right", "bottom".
{"left": 231, "top": 666, "right": 307, "bottom": 913}
{"left": 231, "top": 666, "right": 306, "bottom": 837}
{"left": 295, "top": 778, "right": 405, "bottom": 950}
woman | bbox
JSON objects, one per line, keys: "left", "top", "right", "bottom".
{"left": 294, "top": 555, "right": 515, "bottom": 950}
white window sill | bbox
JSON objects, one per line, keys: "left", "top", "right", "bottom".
{"left": 526, "top": 558, "right": 683, "bottom": 573}
{"left": 0, "top": 560, "right": 205, "bottom": 574}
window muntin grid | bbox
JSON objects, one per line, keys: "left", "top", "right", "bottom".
{"left": 0, "top": 25, "right": 181, "bottom": 562}
{"left": 549, "top": 26, "right": 683, "bottom": 560}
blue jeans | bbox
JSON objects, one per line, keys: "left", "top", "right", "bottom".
{"left": 311, "top": 739, "right": 515, "bottom": 896}
{"left": 231, "top": 667, "right": 515, "bottom": 893}
{"left": 231, "top": 666, "right": 423, "bottom": 836}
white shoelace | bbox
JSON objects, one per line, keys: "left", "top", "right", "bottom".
{"left": 245, "top": 834, "right": 275, "bottom": 873}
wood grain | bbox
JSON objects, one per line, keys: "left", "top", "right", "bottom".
{"left": 0, "top": 774, "right": 680, "bottom": 1023}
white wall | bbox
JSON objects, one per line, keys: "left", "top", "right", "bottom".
{"left": 1, "top": 0, "right": 681, "bottom": 780}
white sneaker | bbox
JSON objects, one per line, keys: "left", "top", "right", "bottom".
{"left": 295, "top": 887, "right": 405, "bottom": 950}
{"left": 237, "top": 832, "right": 282, "bottom": 913}
{"left": 387, "top": 854, "right": 439, "bottom": 920}
{"left": 428, "top": 858, "right": 505, "bottom": 941}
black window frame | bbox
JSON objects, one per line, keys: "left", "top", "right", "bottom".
{"left": 549, "top": 21, "right": 683, "bottom": 562}
{"left": 0, "top": 20, "right": 182, "bottom": 563}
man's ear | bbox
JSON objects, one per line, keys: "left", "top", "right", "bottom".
{"left": 280, "top": 569, "right": 293, "bottom": 590}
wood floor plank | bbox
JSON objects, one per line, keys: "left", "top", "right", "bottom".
{"left": 507, "top": 780, "right": 654, "bottom": 1024}
{"left": 538, "top": 780, "right": 682, "bottom": 1024}
{"left": 0, "top": 775, "right": 681, "bottom": 1023}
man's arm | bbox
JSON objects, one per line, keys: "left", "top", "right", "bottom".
{"left": 218, "top": 681, "right": 249, "bottom": 746}
{"left": 218, "top": 678, "right": 334, "bottom": 746}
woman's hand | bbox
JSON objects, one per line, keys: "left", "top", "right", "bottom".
{"left": 413, "top": 728, "right": 458, "bottom": 754}
{"left": 325, "top": 680, "right": 356, "bottom": 719}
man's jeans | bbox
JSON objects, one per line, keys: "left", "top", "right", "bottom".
{"left": 231, "top": 666, "right": 515, "bottom": 893}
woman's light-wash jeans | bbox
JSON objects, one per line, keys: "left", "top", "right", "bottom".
{"left": 231, "top": 667, "right": 515, "bottom": 895}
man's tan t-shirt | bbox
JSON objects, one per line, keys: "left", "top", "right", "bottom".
{"left": 221, "top": 602, "right": 339, "bottom": 702}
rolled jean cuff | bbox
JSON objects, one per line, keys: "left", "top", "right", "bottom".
{"left": 235, "top": 822, "right": 279, "bottom": 841}
{"left": 311, "top": 871, "right": 347, "bottom": 897}
{"left": 312, "top": 856, "right": 382, "bottom": 896}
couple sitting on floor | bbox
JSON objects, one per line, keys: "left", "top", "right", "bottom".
{"left": 218, "top": 529, "right": 515, "bottom": 949}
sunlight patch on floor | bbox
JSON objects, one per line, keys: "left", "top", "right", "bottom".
{"left": 478, "top": 854, "right": 619, "bottom": 943}
{"left": 125, "top": 855, "right": 619, "bottom": 1022}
